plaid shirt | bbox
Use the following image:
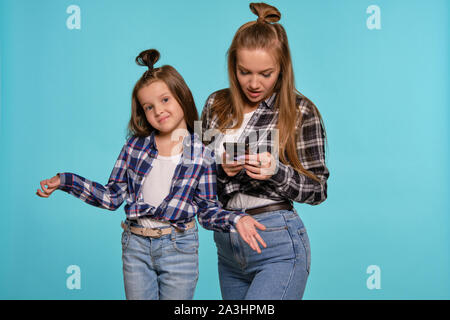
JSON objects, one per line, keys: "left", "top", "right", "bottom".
{"left": 200, "top": 90, "right": 329, "bottom": 208}
{"left": 58, "top": 131, "right": 244, "bottom": 231}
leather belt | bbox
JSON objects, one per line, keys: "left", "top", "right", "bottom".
{"left": 121, "top": 220, "right": 195, "bottom": 238}
{"left": 245, "top": 201, "right": 293, "bottom": 216}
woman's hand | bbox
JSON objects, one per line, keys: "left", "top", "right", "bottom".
{"left": 221, "top": 151, "right": 244, "bottom": 177}
{"left": 36, "top": 175, "right": 61, "bottom": 198}
{"left": 243, "top": 152, "right": 276, "bottom": 180}
{"left": 235, "top": 215, "right": 267, "bottom": 253}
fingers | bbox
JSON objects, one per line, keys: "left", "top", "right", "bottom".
{"left": 254, "top": 232, "right": 267, "bottom": 249}
{"left": 246, "top": 218, "right": 266, "bottom": 247}
{"left": 40, "top": 179, "right": 49, "bottom": 193}
{"left": 36, "top": 189, "right": 49, "bottom": 198}
{"left": 249, "top": 236, "right": 261, "bottom": 254}
{"left": 223, "top": 152, "right": 275, "bottom": 179}
{"left": 244, "top": 164, "right": 261, "bottom": 174}
{"left": 243, "top": 152, "right": 275, "bottom": 179}
{"left": 221, "top": 152, "right": 244, "bottom": 177}
{"left": 244, "top": 167, "right": 271, "bottom": 180}
{"left": 244, "top": 152, "right": 271, "bottom": 164}
{"left": 236, "top": 216, "right": 267, "bottom": 254}
{"left": 244, "top": 154, "right": 264, "bottom": 168}
{"left": 36, "top": 188, "right": 55, "bottom": 198}
{"left": 241, "top": 231, "right": 261, "bottom": 253}
{"left": 37, "top": 178, "right": 58, "bottom": 198}
{"left": 254, "top": 220, "right": 266, "bottom": 231}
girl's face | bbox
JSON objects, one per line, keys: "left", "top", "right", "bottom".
{"left": 138, "top": 80, "right": 187, "bottom": 137}
{"left": 236, "top": 48, "right": 281, "bottom": 106}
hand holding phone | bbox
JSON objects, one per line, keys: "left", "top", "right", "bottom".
{"left": 223, "top": 141, "right": 250, "bottom": 163}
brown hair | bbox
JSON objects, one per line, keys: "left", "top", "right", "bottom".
{"left": 127, "top": 49, "right": 198, "bottom": 137}
{"left": 210, "top": 3, "right": 326, "bottom": 182}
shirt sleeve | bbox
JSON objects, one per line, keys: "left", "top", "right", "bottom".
{"left": 57, "top": 143, "right": 130, "bottom": 211}
{"left": 268, "top": 103, "right": 330, "bottom": 205}
{"left": 194, "top": 147, "right": 247, "bottom": 232}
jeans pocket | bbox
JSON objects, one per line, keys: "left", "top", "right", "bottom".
{"left": 263, "top": 226, "right": 289, "bottom": 232}
{"left": 298, "top": 227, "right": 311, "bottom": 274}
{"left": 121, "top": 230, "right": 130, "bottom": 251}
{"left": 172, "top": 231, "right": 199, "bottom": 254}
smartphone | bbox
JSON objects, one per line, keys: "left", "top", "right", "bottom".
{"left": 223, "top": 141, "right": 250, "bottom": 161}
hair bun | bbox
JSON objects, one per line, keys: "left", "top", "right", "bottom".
{"left": 250, "top": 2, "right": 281, "bottom": 23}
{"left": 136, "top": 49, "right": 160, "bottom": 71}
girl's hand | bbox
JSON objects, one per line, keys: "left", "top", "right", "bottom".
{"left": 235, "top": 215, "right": 267, "bottom": 253}
{"left": 36, "top": 175, "right": 61, "bottom": 198}
{"left": 221, "top": 151, "right": 244, "bottom": 177}
{"left": 243, "top": 152, "right": 276, "bottom": 180}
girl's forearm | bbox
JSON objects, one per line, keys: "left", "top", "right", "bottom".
{"left": 58, "top": 172, "right": 127, "bottom": 210}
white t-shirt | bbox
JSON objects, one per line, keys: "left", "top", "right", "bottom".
{"left": 137, "top": 152, "right": 182, "bottom": 228}
{"left": 218, "top": 110, "right": 279, "bottom": 210}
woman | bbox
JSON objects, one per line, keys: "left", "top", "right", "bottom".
{"left": 201, "top": 3, "right": 330, "bottom": 299}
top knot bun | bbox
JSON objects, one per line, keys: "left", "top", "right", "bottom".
{"left": 250, "top": 2, "right": 281, "bottom": 24}
{"left": 136, "top": 49, "right": 160, "bottom": 71}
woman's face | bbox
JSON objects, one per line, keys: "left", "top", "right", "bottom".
{"left": 138, "top": 80, "right": 187, "bottom": 137}
{"left": 236, "top": 48, "right": 281, "bottom": 106}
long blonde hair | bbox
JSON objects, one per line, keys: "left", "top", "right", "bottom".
{"left": 210, "top": 2, "right": 326, "bottom": 182}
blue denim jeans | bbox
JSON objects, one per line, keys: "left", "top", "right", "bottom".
{"left": 214, "top": 209, "right": 311, "bottom": 300}
{"left": 121, "top": 220, "right": 199, "bottom": 300}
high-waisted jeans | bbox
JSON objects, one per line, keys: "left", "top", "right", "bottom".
{"left": 121, "top": 220, "right": 199, "bottom": 300}
{"left": 214, "top": 209, "right": 311, "bottom": 300}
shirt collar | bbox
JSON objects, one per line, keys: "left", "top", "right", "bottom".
{"left": 261, "top": 92, "right": 277, "bottom": 110}
{"left": 147, "top": 131, "right": 158, "bottom": 158}
{"left": 147, "top": 130, "right": 199, "bottom": 160}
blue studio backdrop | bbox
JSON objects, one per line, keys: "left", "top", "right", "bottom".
{"left": 0, "top": 0, "right": 449, "bottom": 299}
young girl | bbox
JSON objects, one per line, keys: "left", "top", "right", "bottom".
{"left": 201, "top": 3, "right": 330, "bottom": 299}
{"left": 36, "top": 49, "right": 263, "bottom": 300}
